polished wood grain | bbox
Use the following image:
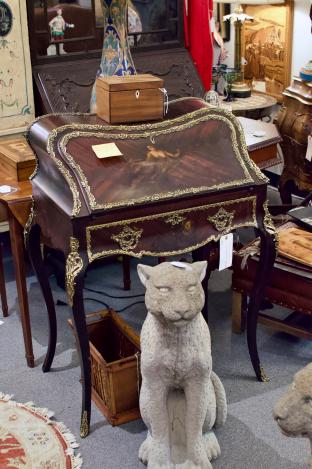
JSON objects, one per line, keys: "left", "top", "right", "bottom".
{"left": 275, "top": 77, "right": 312, "bottom": 202}
{"left": 27, "top": 98, "right": 276, "bottom": 436}
{"left": 0, "top": 138, "right": 36, "bottom": 182}
{"left": 0, "top": 179, "right": 34, "bottom": 367}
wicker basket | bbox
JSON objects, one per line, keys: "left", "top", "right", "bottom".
{"left": 69, "top": 309, "right": 141, "bottom": 426}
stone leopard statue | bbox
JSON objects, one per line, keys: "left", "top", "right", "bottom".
{"left": 274, "top": 363, "right": 312, "bottom": 469}
{"left": 137, "top": 261, "right": 227, "bottom": 469}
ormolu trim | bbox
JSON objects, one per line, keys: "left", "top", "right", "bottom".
{"left": 58, "top": 110, "right": 260, "bottom": 211}
{"left": 65, "top": 237, "right": 84, "bottom": 307}
{"left": 86, "top": 196, "right": 257, "bottom": 262}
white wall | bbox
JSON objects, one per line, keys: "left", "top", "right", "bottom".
{"left": 220, "top": 1, "right": 312, "bottom": 77}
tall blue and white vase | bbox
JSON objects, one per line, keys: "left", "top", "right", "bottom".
{"left": 90, "top": 0, "right": 136, "bottom": 112}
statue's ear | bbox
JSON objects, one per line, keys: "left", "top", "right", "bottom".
{"left": 192, "top": 261, "right": 207, "bottom": 282}
{"left": 137, "top": 264, "right": 154, "bottom": 287}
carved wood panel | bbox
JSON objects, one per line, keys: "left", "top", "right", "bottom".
{"left": 33, "top": 49, "right": 205, "bottom": 113}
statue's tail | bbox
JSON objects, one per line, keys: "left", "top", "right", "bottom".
{"left": 211, "top": 371, "right": 227, "bottom": 428}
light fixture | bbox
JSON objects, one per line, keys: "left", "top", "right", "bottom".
{"left": 213, "top": 0, "right": 285, "bottom": 97}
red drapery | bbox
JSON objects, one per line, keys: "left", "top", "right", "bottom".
{"left": 184, "top": 0, "right": 214, "bottom": 91}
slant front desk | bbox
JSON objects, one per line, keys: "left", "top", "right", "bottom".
{"left": 27, "top": 98, "right": 277, "bottom": 437}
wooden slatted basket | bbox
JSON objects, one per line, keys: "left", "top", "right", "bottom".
{"left": 69, "top": 309, "right": 141, "bottom": 426}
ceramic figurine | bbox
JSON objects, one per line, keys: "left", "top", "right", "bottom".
{"left": 48, "top": 8, "right": 74, "bottom": 55}
{"left": 90, "top": 0, "right": 136, "bottom": 112}
{"left": 274, "top": 363, "right": 312, "bottom": 469}
{"left": 137, "top": 261, "right": 227, "bottom": 469}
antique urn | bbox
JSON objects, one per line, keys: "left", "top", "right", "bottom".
{"left": 90, "top": 0, "right": 136, "bottom": 111}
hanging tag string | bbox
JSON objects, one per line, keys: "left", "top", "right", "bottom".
{"left": 159, "top": 88, "right": 169, "bottom": 115}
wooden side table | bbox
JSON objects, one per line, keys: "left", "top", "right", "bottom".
{"left": 0, "top": 179, "right": 34, "bottom": 367}
{"left": 218, "top": 92, "right": 277, "bottom": 121}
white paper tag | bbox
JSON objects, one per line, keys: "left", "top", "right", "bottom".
{"left": 92, "top": 142, "right": 123, "bottom": 159}
{"left": 218, "top": 233, "right": 233, "bottom": 271}
{"left": 306, "top": 135, "right": 312, "bottom": 162}
{"left": 0, "top": 320, "right": 4, "bottom": 326}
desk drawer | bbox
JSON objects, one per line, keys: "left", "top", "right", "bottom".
{"left": 86, "top": 196, "right": 258, "bottom": 262}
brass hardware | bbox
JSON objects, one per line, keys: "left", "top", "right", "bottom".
{"left": 207, "top": 207, "right": 235, "bottom": 232}
{"left": 80, "top": 410, "right": 89, "bottom": 438}
{"left": 111, "top": 225, "right": 143, "bottom": 251}
{"left": 23, "top": 198, "right": 35, "bottom": 246}
{"left": 260, "top": 365, "right": 270, "bottom": 383}
{"left": 165, "top": 213, "right": 186, "bottom": 226}
{"left": 65, "top": 237, "right": 84, "bottom": 307}
{"left": 86, "top": 196, "right": 257, "bottom": 262}
{"left": 263, "top": 200, "right": 279, "bottom": 251}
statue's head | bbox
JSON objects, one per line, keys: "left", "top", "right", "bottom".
{"left": 274, "top": 363, "right": 312, "bottom": 439}
{"left": 137, "top": 261, "right": 207, "bottom": 328}
{"left": 57, "top": 8, "right": 62, "bottom": 16}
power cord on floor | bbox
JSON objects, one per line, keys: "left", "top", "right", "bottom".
{"left": 84, "top": 297, "right": 144, "bottom": 313}
{"left": 84, "top": 286, "right": 144, "bottom": 299}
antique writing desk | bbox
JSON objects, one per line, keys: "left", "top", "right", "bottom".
{"left": 26, "top": 98, "right": 277, "bottom": 436}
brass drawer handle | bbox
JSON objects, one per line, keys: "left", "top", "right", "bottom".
{"left": 207, "top": 207, "right": 235, "bottom": 232}
{"left": 111, "top": 225, "right": 143, "bottom": 251}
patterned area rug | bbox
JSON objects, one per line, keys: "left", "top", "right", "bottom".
{"left": 0, "top": 393, "right": 82, "bottom": 469}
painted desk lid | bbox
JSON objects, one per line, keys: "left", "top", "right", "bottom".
{"left": 28, "top": 99, "right": 267, "bottom": 217}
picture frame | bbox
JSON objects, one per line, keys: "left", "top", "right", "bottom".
{"left": 214, "top": 3, "right": 231, "bottom": 42}
{"left": 0, "top": 0, "right": 35, "bottom": 136}
{"left": 242, "top": 0, "right": 294, "bottom": 102}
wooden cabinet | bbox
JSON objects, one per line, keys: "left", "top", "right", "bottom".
{"left": 275, "top": 77, "right": 312, "bottom": 203}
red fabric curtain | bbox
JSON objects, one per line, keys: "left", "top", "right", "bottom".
{"left": 184, "top": 0, "right": 214, "bottom": 91}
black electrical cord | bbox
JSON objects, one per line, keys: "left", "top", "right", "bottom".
{"left": 84, "top": 286, "right": 144, "bottom": 299}
{"left": 84, "top": 297, "right": 144, "bottom": 313}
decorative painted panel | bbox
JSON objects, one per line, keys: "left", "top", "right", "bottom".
{"left": 0, "top": 0, "right": 35, "bottom": 136}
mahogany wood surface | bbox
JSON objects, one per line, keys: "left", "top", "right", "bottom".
{"left": 275, "top": 77, "right": 312, "bottom": 202}
{"left": 27, "top": 98, "right": 277, "bottom": 436}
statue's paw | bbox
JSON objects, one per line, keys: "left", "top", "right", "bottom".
{"left": 187, "top": 439, "right": 213, "bottom": 469}
{"left": 183, "top": 459, "right": 213, "bottom": 469}
{"left": 139, "top": 433, "right": 152, "bottom": 465}
{"left": 203, "top": 431, "right": 221, "bottom": 461}
{"left": 146, "top": 441, "right": 172, "bottom": 469}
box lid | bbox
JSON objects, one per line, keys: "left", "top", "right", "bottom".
{"left": 97, "top": 74, "right": 164, "bottom": 92}
{"left": 0, "top": 137, "right": 36, "bottom": 169}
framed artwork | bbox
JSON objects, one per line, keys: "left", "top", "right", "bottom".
{"left": 0, "top": 0, "right": 35, "bottom": 136}
{"left": 214, "top": 3, "right": 231, "bottom": 42}
{"left": 243, "top": 0, "right": 294, "bottom": 102}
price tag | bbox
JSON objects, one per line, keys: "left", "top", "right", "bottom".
{"left": 92, "top": 142, "right": 123, "bottom": 159}
{"left": 218, "top": 233, "right": 233, "bottom": 271}
{"left": 306, "top": 135, "right": 312, "bottom": 162}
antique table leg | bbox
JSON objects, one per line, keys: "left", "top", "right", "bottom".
{"left": 0, "top": 243, "right": 8, "bottom": 317}
{"left": 71, "top": 267, "right": 91, "bottom": 438}
{"left": 247, "top": 225, "right": 276, "bottom": 382}
{"left": 192, "top": 244, "right": 215, "bottom": 324}
{"left": 65, "top": 238, "right": 91, "bottom": 437}
{"left": 8, "top": 212, "right": 35, "bottom": 368}
{"left": 27, "top": 223, "right": 57, "bottom": 372}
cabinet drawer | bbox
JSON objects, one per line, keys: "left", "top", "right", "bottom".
{"left": 86, "top": 196, "right": 257, "bottom": 261}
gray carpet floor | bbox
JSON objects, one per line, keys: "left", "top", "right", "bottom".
{"left": 1, "top": 213, "right": 311, "bottom": 468}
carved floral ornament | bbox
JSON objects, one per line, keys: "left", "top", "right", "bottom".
{"left": 207, "top": 207, "right": 235, "bottom": 232}
{"left": 165, "top": 213, "right": 186, "bottom": 226}
{"left": 111, "top": 225, "right": 143, "bottom": 251}
{"left": 65, "top": 237, "right": 84, "bottom": 307}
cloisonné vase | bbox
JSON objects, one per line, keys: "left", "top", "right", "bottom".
{"left": 90, "top": 0, "right": 136, "bottom": 111}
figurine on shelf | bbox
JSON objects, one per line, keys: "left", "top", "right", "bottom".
{"left": 48, "top": 8, "right": 74, "bottom": 55}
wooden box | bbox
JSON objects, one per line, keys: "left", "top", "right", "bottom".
{"left": 69, "top": 310, "right": 141, "bottom": 426}
{"left": 0, "top": 137, "right": 36, "bottom": 181}
{"left": 96, "top": 74, "right": 164, "bottom": 124}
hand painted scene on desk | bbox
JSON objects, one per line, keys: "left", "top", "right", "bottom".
{"left": 62, "top": 116, "right": 255, "bottom": 211}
